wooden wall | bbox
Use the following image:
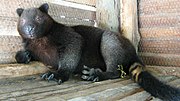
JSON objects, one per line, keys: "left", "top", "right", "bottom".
{"left": 138, "top": 0, "right": 180, "bottom": 67}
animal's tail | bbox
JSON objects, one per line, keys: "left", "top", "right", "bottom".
{"left": 129, "top": 63, "right": 180, "bottom": 101}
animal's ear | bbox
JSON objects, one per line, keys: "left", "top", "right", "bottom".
{"left": 16, "top": 8, "right": 24, "bottom": 16}
{"left": 39, "top": 3, "right": 49, "bottom": 13}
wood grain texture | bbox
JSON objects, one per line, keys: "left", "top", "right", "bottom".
{"left": 64, "top": 0, "right": 96, "bottom": 6}
{"left": 0, "top": 74, "right": 179, "bottom": 100}
{"left": 139, "top": 52, "right": 180, "bottom": 67}
{"left": 138, "top": 0, "right": 180, "bottom": 67}
{"left": 0, "top": 62, "right": 48, "bottom": 79}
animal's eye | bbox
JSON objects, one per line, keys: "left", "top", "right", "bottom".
{"left": 35, "top": 16, "right": 42, "bottom": 22}
{"left": 20, "top": 19, "right": 26, "bottom": 25}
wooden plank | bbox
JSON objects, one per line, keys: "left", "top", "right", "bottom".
{"left": 139, "top": 38, "right": 180, "bottom": 54}
{"left": 54, "top": 79, "right": 133, "bottom": 100}
{"left": 139, "top": 52, "right": 180, "bottom": 67}
{"left": 139, "top": 14, "right": 180, "bottom": 28}
{"left": 0, "top": 62, "right": 48, "bottom": 79}
{"left": 139, "top": 27, "right": 180, "bottom": 39}
{"left": 96, "top": 0, "right": 120, "bottom": 32}
{"left": 118, "top": 76, "right": 180, "bottom": 101}
{"left": 0, "top": 74, "right": 179, "bottom": 100}
{"left": 67, "top": 83, "right": 141, "bottom": 101}
{"left": 118, "top": 91, "right": 154, "bottom": 101}
{"left": 54, "top": 17, "right": 95, "bottom": 26}
{"left": 120, "top": 0, "right": 140, "bottom": 51}
{"left": 0, "top": 79, "right": 90, "bottom": 100}
{"left": 106, "top": 88, "right": 144, "bottom": 101}
{"left": 169, "top": 78, "right": 180, "bottom": 87}
{"left": 139, "top": 0, "right": 180, "bottom": 15}
{"left": 6, "top": 79, "right": 130, "bottom": 100}
{"left": 0, "top": 75, "right": 58, "bottom": 94}
{"left": 0, "top": 36, "right": 23, "bottom": 52}
{"left": 146, "top": 65, "right": 180, "bottom": 77}
{"left": 63, "top": 0, "right": 96, "bottom": 6}
{"left": 0, "top": 35, "right": 23, "bottom": 63}
{"left": 0, "top": 0, "right": 96, "bottom": 20}
{"left": 48, "top": 3, "right": 96, "bottom": 20}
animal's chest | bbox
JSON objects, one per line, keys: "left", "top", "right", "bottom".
{"left": 27, "top": 37, "right": 59, "bottom": 67}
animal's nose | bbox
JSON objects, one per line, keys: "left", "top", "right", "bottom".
{"left": 25, "top": 24, "right": 35, "bottom": 32}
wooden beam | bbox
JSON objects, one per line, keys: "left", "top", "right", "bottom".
{"left": 0, "top": 62, "right": 48, "bottom": 79}
{"left": 96, "top": 0, "right": 140, "bottom": 51}
{"left": 120, "top": 0, "right": 140, "bottom": 51}
{"left": 96, "top": 0, "right": 120, "bottom": 33}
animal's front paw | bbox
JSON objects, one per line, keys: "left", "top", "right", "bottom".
{"left": 81, "top": 66, "right": 99, "bottom": 82}
{"left": 41, "top": 72, "right": 63, "bottom": 84}
{"left": 15, "top": 50, "right": 31, "bottom": 64}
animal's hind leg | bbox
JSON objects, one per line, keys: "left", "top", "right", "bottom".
{"left": 82, "top": 31, "right": 125, "bottom": 81}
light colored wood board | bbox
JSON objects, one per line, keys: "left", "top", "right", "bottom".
{"left": 63, "top": 0, "right": 96, "bottom": 6}
{"left": 0, "top": 17, "right": 19, "bottom": 36}
{"left": 53, "top": 17, "right": 95, "bottom": 26}
{"left": 169, "top": 78, "right": 180, "bottom": 87}
{"left": 139, "top": 14, "right": 180, "bottom": 28}
{"left": 118, "top": 91, "right": 155, "bottom": 101}
{"left": 0, "top": 79, "right": 91, "bottom": 100}
{"left": 0, "top": 75, "right": 57, "bottom": 94}
{"left": 139, "top": 27, "right": 180, "bottom": 39}
{"left": 0, "top": 62, "right": 48, "bottom": 79}
{"left": 0, "top": 0, "right": 47, "bottom": 17}
{"left": 11, "top": 79, "right": 131, "bottom": 100}
{"left": 0, "top": 74, "right": 90, "bottom": 94}
{"left": 67, "top": 83, "right": 141, "bottom": 101}
{"left": 105, "top": 88, "right": 144, "bottom": 101}
{"left": 0, "top": 35, "right": 23, "bottom": 63}
{"left": 0, "top": 36, "right": 23, "bottom": 52}
{"left": 139, "top": 0, "right": 180, "bottom": 15}
{"left": 146, "top": 65, "right": 180, "bottom": 77}
{"left": 139, "top": 52, "right": 180, "bottom": 67}
{"left": 0, "top": 0, "right": 95, "bottom": 20}
{"left": 53, "top": 79, "right": 133, "bottom": 100}
{"left": 106, "top": 75, "right": 179, "bottom": 101}
{"left": 96, "top": 0, "right": 120, "bottom": 32}
{"left": 120, "top": 0, "right": 140, "bottom": 51}
{"left": 26, "top": 79, "right": 133, "bottom": 101}
{"left": 118, "top": 76, "right": 180, "bottom": 101}
{"left": 139, "top": 39, "right": 180, "bottom": 54}
{"left": 48, "top": 3, "right": 96, "bottom": 20}
{"left": 0, "top": 52, "right": 18, "bottom": 64}
{"left": 0, "top": 81, "right": 85, "bottom": 100}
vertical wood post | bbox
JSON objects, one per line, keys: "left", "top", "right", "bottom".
{"left": 96, "top": 0, "right": 120, "bottom": 33}
{"left": 96, "top": 0, "right": 140, "bottom": 51}
{"left": 120, "top": 0, "right": 140, "bottom": 51}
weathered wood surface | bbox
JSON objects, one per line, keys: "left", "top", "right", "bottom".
{"left": 0, "top": 62, "right": 48, "bottom": 79}
{"left": 139, "top": 52, "right": 180, "bottom": 67}
{"left": 0, "top": 62, "right": 179, "bottom": 80}
{"left": 138, "top": 0, "right": 180, "bottom": 67}
{"left": 120, "top": 0, "right": 140, "bottom": 51}
{"left": 63, "top": 0, "right": 96, "bottom": 6}
{"left": 96, "top": 0, "right": 120, "bottom": 32}
{"left": 0, "top": 74, "right": 179, "bottom": 101}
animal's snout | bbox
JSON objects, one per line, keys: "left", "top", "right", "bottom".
{"left": 25, "top": 24, "right": 35, "bottom": 33}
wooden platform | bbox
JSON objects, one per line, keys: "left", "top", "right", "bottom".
{"left": 0, "top": 73, "right": 179, "bottom": 101}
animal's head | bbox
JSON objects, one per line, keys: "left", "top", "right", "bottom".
{"left": 16, "top": 3, "right": 53, "bottom": 39}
